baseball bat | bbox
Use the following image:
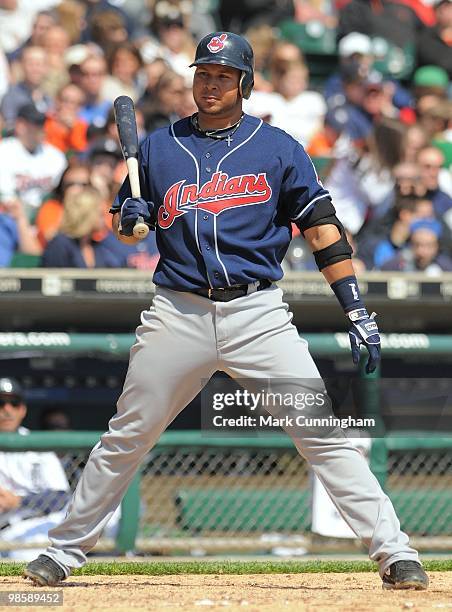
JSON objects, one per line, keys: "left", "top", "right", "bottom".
{"left": 113, "top": 95, "right": 149, "bottom": 240}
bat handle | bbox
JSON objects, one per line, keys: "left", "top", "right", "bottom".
{"left": 133, "top": 216, "right": 150, "bottom": 239}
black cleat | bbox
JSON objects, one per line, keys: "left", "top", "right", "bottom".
{"left": 382, "top": 560, "right": 429, "bottom": 590}
{"left": 23, "top": 554, "right": 67, "bottom": 586}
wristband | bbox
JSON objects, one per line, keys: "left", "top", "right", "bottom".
{"left": 330, "top": 275, "right": 365, "bottom": 313}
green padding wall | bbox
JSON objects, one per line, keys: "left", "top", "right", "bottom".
{"left": 175, "top": 488, "right": 452, "bottom": 535}
{"left": 175, "top": 488, "right": 311, "bottom": 532}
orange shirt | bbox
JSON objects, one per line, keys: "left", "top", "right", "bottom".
{"left": 44, "top": 116, "right": 88, "bottom": 154}
{"left": 36, "top": 198, "right": 113, "bottom": 248}
{"left": 36, "top": 199, "right": 64, "bottom": 248}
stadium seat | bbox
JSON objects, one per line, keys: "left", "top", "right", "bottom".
{"left": 277, "top": 20, "right": 338, "bottom": 83}
{"left": 9, "top": 253, "right": 41, "bottom": 268}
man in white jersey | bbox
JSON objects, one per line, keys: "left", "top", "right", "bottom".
{"left": 0, "top": 104, "right": 66, "bottom": 222}
{"left": 0, "top": 378, "right": 70, "bottom": 561}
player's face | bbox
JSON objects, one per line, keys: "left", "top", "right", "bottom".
{"left": 193, "top": 64, "right": 241, "bottom": 118}
{"left": 0, "top": 396, "right": 26, "bottom": 432}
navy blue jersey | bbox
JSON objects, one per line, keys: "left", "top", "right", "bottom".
{"left": 112, "top": 113, "right": 331, "bottom": 290}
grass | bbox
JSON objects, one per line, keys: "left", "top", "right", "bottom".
{"left": 1, "top": 559, "right": 451, "bottom": 577}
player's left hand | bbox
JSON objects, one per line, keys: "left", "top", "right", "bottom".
{"left": 120, "top": 197, "right": 154, "bottom": 236}
{"left": 347, "top": 309, "right": 381, "bottom": 374}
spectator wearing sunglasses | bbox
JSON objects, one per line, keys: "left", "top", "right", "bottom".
{"left": 0, "top": 378, "right": 70, "bottom": 560}
{"left": 35, "top": 162, "right": 92, "bottom": 248}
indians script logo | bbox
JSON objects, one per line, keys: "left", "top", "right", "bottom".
{"left": 207, "top": 33, "right": 227, "bottom": 53}
{"left": 158, "top": 172, "right": 272, "bottom": 229}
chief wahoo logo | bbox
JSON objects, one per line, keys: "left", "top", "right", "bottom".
{"left": 207, "top": 33, "right": 227, "bottom": 53}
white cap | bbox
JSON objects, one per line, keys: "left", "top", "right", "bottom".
{"left": 338, "top": 32, "right": 373, "bottom": 57}
{"left": 64, "top": 44, "right": 90, "bottom": 67}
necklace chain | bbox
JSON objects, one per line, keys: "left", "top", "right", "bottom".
{"left": 191, "top": 113, "right": 244, "bottom": 145}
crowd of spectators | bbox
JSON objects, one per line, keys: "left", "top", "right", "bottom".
{"left": 0, "top": 0, "right": 450, "bottom": 274}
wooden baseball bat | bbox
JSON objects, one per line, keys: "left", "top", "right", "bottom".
{"left": 114, "top": 96, "right": 149, "bottom": 240}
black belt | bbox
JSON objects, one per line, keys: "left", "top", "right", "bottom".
{"left": 193, "top": 279, "right": 272, "bottom": 302}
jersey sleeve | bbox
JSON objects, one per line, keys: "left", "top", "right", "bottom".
{"left": 35, "top": 453, "right": 70, "bottom": 491}
{"left": 281, "top": 142, "right": 332, "bottom": 222}
{"left": 110, "top": 137, "right": 152, "bottom": 214}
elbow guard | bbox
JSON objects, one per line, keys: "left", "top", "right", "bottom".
{"left": 313, "top": 225, "right": 353, "bottom": 270}
{"left": 295, "top": 198, "right": 353, "bottom": 270}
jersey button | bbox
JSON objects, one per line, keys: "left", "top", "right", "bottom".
{"left": 205, "top": 152, "right": 211, "bottom": 158}
{"left": 205, "top": 245, "right": 210, "bottom": 251}
{"left": 206, "top": 167, "right": 211, "bottom": 173}
{"left": 203, "top": 214, "right": 209, "bottom": 220}
{"left": 214, "top": 272, "right": 220, "bottom": 279}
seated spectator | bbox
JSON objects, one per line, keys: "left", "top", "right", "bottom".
{"left": 0, "top": 377, "right": 70, "bottom": 561}
{"left": 417, "top": 145, "right": 452, "bottom": 217}
{"left": 141, "top": 57, "right": 170, "bottom": 99}
{"left": 56, "top": 0, "right": 86, "bottom": 46}
{"left": 39, "top": 407, "right": 71, "bottom": 431}
{"left": 268, "top": 41, "right": 305, "bottom": 83}
{"left": 44, "top": 83, "right": 88, "bottom": 154}
{"left": 151, "top": 9, "right": 196, "bottom": 83}
{"left": 244, "top": 24, "right": 276, "bottom": 92}
{"left": 102, "top": 42, "right": 143, "bottom": 103}
{"left": 0, "top": 198, "right": 42, "bottom": 267}
{"left": 85, "top": 5, "right": 129, "bottom": 50}
{"left": 78, "top": 54, "right": 111, "bottom": 129}
{"left": 6, "top": 9, "right": 58, "bottom": 64}
{"left": 0, "top": 1, "right": 60, "bottom": 56}
{"left": 244, "top": 60, "right": 326, "bottom": 147}
{"left": 324, "top": 110, "right": 398, "bottom": 235}
{"left": 372, "top": 196, "right": 435, "bottom": 269}
{"left": 88, "top": 8, "right": 128, "bottom": 55}
{"left": 0, "top": 103, "right": 67, "bottom": 223}
{"left": 42, "top": 186, "right": 123, "bottom": 268}
{"left": 413, "top": 64, "right": 449, "bottom": 99}
{"left": 417, "top": 0, "right": 452, "bottom": 77}
{"left": 87, "top": 136, "right": 125, "bottom": 196}
{"left": 381, "top": 218, "right": 452, "bottom": 275}
{"left": 324, "top": 32, "right": 374, "bottom": 108}
{"left": 139, "top": 70, "right": 185, "bottom": 133}
{"left": 41, "top": 24, "right": 71, "bottom": 97}
{"left": 402, "top": 124, "right": 429, "bottom": 164}
{"left": 307, "top": 106, "right": 351, "bottom": 157}
{"left": 0, "top": 46, "right": 51, "bottom": 134}
{"left": 35, "top": 161, "right": 91, "bottom": 247}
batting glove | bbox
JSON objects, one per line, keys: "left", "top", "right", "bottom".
{"left": 347, "top": 308, "right": 381, "bottom": 374}
{"left": 120, "top": 197, "right": 154, "bottom": 236}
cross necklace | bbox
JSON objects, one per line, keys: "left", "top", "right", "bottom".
{"left": 191, "top": 113, "right": 244, "bottom": 147}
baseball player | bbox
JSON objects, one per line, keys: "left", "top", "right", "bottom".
{"left": 25, "top": 32, "right": 428, "bottom": 590}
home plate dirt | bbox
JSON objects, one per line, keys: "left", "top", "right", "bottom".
{"left": 2, "top": 572, "right": 452, "bottom": 611}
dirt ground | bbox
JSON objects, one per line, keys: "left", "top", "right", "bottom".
{"left": 1, "top": 572, "right": 451, "bottom": 612}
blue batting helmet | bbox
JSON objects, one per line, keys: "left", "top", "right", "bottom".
{"left": 190, "top": 32, "right": 255, "bottom": 99}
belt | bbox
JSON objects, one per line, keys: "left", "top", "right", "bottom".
{"left": 192, "top": 279, "right": 272, "bottom": 302}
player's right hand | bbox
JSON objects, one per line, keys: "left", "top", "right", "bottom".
{"left": 120, "top": 197, "right": 154, "bottom": 236}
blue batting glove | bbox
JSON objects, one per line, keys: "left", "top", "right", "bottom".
{"left": 347, "top": 308, "right": 381, "bottom": 374}
{"left": 119, "top": 197, "right": 154, "bottom": 236}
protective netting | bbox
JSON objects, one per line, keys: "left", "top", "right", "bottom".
{"left": 1, "top": 442, "right": 451, "bottom": 554}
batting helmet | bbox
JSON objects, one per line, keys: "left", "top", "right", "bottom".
{"left": 190, "top": 32, "right": 254, "bottom": 99}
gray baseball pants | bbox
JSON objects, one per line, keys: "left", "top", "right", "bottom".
{"left": 45, "top": 285, "right": 419, "bottom": 577}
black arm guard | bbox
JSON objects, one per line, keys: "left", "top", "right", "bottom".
{"left": 295, "top": 198, "right": 352, "bottom": 270}
{"left": 313, "top": 225, "right": 352, "bottom": 270}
